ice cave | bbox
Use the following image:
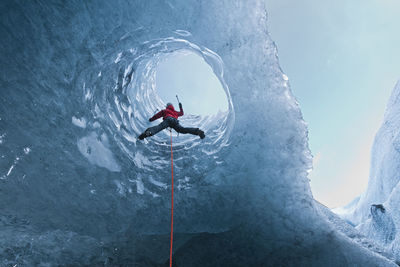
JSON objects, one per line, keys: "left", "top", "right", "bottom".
{"left": 0, "top": 0, "right": 399, "bottom": 266}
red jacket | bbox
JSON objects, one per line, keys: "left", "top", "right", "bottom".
{"left": 149, "top": 104, "right": 184, "bottom": 121}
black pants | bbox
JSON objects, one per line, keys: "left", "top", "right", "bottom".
{"left": 146, "top": 117, "right": 200, "bottom": 136}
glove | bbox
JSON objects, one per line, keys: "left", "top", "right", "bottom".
{"left": 149, "top": 118, "right": 153, "bottom": 122}
{"left": 179, "top": 103, "right": 183, "bottom": 109}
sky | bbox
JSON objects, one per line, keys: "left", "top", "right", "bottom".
{"left": 265, "top": 0, "right": 400, "bottom": 207}
{"left": 155, "top": 50, "right": 228, "bottom": 116}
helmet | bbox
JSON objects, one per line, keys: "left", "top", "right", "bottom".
{"left": 166, "top": 103, "right": 173, "bottom": 108}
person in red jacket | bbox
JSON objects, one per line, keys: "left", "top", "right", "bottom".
{"left": 138, "top": 102, "right": 205, "bottom": 140}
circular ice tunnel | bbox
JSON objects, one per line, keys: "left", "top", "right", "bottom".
{"left": 83, "top": 37, "right": 235, "bottom": 196}
{"left": 155, "top": 49, "right": 228, "bottom": 117}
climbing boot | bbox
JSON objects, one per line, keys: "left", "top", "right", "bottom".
{"left": 138, "top": 129, "right": 152, "bottom": 140}
{"left": 198, "top": 129, "right": 205, "bottom": 139}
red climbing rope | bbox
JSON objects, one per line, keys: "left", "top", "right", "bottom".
{"left": 169, "top": 130, "right": 174, "bottom": 267}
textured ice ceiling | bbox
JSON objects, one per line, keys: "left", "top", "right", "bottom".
{"left": 0, "top": 0, "right": 396, "bottom": 266}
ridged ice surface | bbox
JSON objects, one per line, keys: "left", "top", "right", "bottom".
{"left": 0, "top": 0, "right": 396, "bottom": 266}
{"left": 337, "top": 81, "right": 400, "bottom": 262}
{"left": 80, "top": 36, "right": 234, "bottom": 196}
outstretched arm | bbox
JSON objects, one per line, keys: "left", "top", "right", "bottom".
{"left": 177, "top": 103, "right": 184, "bottom": 117}
{"left": 149, "top": 110, "right": 164, "bottom": 122}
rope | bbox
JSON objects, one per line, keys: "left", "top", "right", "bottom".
{"left": 169, "top": 129, "right": 174, "bottom": 267}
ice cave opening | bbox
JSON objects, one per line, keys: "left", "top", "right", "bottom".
{"left": 3, "top": 1, "right": 399, "bottom": 265}
{"left": 124, "top": 40, "right": 235, "bottom": 150}
{"left": 155, "top": 49, "right": 229, "bottom": 117}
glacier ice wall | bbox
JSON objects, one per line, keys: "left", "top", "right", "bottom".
{"left": 0, "top": 0, "right": 395, "bottom": 266}
{"left": 341, "top": 81, "right": 400, "bottom": 261}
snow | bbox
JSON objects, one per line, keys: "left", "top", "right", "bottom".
{"left": 77, "top": 132, "right": 121, "bottom": 172}
{"left": 72, "top": 116, "right": 87, "bottom": 128}
{"left": 0, "top": 0, "right": 397, "bottom": 265}
{"left": 0, "top": 133, "right": 5, "bottom": 144}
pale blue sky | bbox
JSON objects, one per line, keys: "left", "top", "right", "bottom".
{"left": 156, "top": 50, "right": 228, "bottom": 116}
{"left": 265, "top": 0, "right": 400, "bottom": 207}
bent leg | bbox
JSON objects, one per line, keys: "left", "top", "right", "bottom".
{"left": 147, "top": 120, "right": 170, "bottom": 135}
{"left": 173, "top": 123, "right": 200, "bottom": 135}
{"left": 139, "top": 120, "right": 169, "bottom": 139}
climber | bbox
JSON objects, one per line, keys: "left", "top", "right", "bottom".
{"left": 138, "top": 102, "right": 205, "bottom": 140}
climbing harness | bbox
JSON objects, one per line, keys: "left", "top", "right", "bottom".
{"left": 169, "top": 129, "right": 174, "bottom": 267}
